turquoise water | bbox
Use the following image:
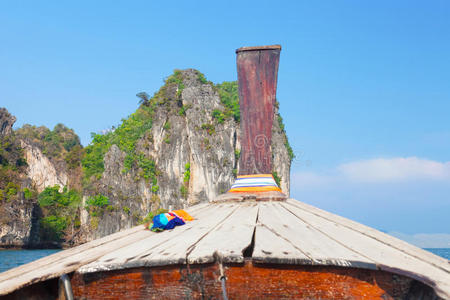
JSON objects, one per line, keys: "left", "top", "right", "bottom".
{"left": 0, "top": 248, "right": 448, "bottom": 274}
{"left": 0, "top": 249, "right": 60, "bottom": 273}
{"left": 425, "top": 248, "right": 450, "bottom": 260}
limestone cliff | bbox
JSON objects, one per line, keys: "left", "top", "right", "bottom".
{"left": 15, "top": 124, "right": 82, "bottom": 191}
{"left": 20, "top": 141, "right": 68, "bottom": 193}
{"left": 0, "top": 109, "right": 38, "bottom": 248}
{"left": 0, "top": 114, "right": 83, "bottom": 248}
{"left": 0, "top": 196, "right": 38, "bottom": 248}
{"left": 85, "top": 69, "right": 291, "bottom": 239}
{"left": 0, "top": 69, "right": 293, "bottom": 247}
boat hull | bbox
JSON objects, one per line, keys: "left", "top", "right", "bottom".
{"left": 2, "top": 261, "right": 440, "bottom": 300}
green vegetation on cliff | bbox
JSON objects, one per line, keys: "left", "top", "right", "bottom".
{"left": 276, "top": 110, "right": 295, "bottom": 161}
{"left": 82, "top": 72, "right": 293, "bottom": 189}
{"left": 1, "top": 68, "right": 295, "bottom": 247}
{"left": 0, "top": 134, "right": 30, "bottom": 205}
{"left": 16, "top": 124, "right": 83, "bottom": 169}
{"left": 0, "top": 135, "right": 26, "bottom": 171}
{"left": 14, "top": 123, "right": 84, "bottom": 192}
{"left": 82, "top": 70, "right": 190, "bottom": 187}
{"left": 214, "top": 81, "right": 240, "bottom": 122}
{"left": 38, "top": 185, "right": 81, "bottom": 242}
{"left": 85, "top": 194, "right": 109, "bottom": 217}
{"left": 82, "top": 105, "right": 154, "bottom": 183}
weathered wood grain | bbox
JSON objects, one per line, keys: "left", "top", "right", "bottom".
{"left": 85, "top": 203, "right": 218, "bottom": 271}
{"left": 237, "top": 47, "right": 280, "bottom": 175}
{"left": 68, "top": 262, "right": 432, "bottom": 300}
{"left": 78, "top": 203, "right": 238, "bottom": 273}
{"left": 2, "top": 199, "right": 449, "bottom": 299}
{"left": 0, "top": 229, "right": 150, "bottom": 296}
{"left": 253, "top": 222, "right": 312, "bottom": 265}
{"left": 0, "top": 201, "right": 208, "bottom": 283}
{"left": 282, "top": 201, "right": 450, "bottom": 299}
{"left": 187, "top": 201, "right": 258, "bottom": 264}
{"left": 286, "top": 198, "right": 450, "bottom": 273}
{"left": 213, "top": 190, "right": 286, "bottom": 202}
{"left": 132, "top": 203, "right": 239, "bottom": 268}
{"left": 182, "top": 201, "right": 211, "bottom": 214}
{"left": 77, "top": 203, "right": 219, "bottom": 273}
{"left": 0, "top": 225, "right": 145, "bottom": 284}
{"left": 0, "top": 202, "right": 209, "bottom": 296}
{"left": 254, "top": 202, "right": 376, "bottom": 269}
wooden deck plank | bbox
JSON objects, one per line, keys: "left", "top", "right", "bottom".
{"left": 2, "top": 199, "right": 449, "bottom": 298}
{"left": 282, "top": 201, "right": 450, "bottom": 299}
{"left": 78, "top": 203, "right": 238, "bottom": 273}
{"left": 187, "top": 201, "right": 258, "bottom": 264}
{"left": 255, "top": 202, "right": 376, "bottom": 268}
{"left": 0, "top": 225, "right": 145, "bottom": 283}
{"left": 253, "top": 221, "right": 312, "bottom": 265}
{"left": 78, "top": 202, "right": 218, "bottom": 273}
{"left": 286, "top": 198, "right": 450, "bottom": 273}
{"left": 0, "top": 201, "right": 209, "bottom": 282}
{"left": 132, "top": 203, "right": 239, "bottom": 268}
{"left": 0, "top": 229, "right": 151, "bottom": 296}
{"left": 0, "top": 202, "right": 209, "bottom": 296}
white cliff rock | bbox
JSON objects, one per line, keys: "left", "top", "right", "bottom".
{"left": 20, "top": 141, "right": 67, "bottom": 193}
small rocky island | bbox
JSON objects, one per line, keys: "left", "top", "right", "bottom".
{"left": 0, "top": 69, "right": 293, "bottom": 249}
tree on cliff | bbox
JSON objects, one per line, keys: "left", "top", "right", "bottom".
{"left": 136, "top": 92, "right": 150, "bottom": 106}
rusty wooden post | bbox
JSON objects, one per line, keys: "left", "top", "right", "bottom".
{"left": 236, "top": 45, "right": 281, "bottom": 175}
{"left": 216, "top": 45, "right": 286, "bottom": 201}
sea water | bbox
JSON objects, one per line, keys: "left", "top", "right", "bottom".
{"left": 0, "top": 248, "right": 448, "bottom": 274}
{"left": 0, "top": 249, "right": 61, "bottom": 273}
{"left": 425, "top": 248, "right": 450, "bottom": 260}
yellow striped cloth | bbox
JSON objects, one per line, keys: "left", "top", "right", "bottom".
{"left": 228, "top": 174, "right": 282, "bottom": 193}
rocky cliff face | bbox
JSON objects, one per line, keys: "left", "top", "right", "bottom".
{"left": 0, "top": 197, "right": 38, "bottom": 248}
{"left": 0, "top": 109, "right": 38, "bottom": 248}
{"left": 0, "top": 113, "right": 82, "bottom": 248}
{"left": 272, "top": 104, "right": 292, "bottom": 194}
{"left": 88, "top": 69, "right": 291, "bottom": 239}
{"left": 20, "top": 141, "right": 68, "bottom": 193}
{"left": 0, "top": 68, "right": 293, "bottom": 247}
{"left": 15, "top": 123, "right": 82, "bottom": 191}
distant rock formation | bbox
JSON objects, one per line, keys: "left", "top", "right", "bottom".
{"left": 0, "top": 113, "right": 81, "bottom": 248}
{"left": 0, "top": 108, "right": 38, "bottom": 248}
{"left": 0, "top": 108, "right": 16, "bottom": 136}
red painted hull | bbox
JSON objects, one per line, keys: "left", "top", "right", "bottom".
{"left": 2, "top": 262, "right": 439, "bottom": 299}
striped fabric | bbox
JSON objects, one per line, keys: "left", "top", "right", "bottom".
{"left": 228, "top": 174, "right": 282, "bottom": 193}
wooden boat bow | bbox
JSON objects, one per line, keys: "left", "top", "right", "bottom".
{"left": 0, "top": 199, "right": 449, "bottom": 299}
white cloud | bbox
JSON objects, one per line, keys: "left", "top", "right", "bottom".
{"left": 290, "top": 157, "right": 450, "bottom": 236}
{"left": 338, "top": 157, "right": 450, "bottom": 183}
{"left": 293, "top": 157, "right": 450, "bottom": 186}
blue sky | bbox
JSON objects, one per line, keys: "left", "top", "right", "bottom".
{"left": 1, "top": 1, "right": 449, "bottom": 242}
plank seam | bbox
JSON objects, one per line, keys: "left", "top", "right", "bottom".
{"left": 185, "top": 205, "right": 241, "bottom": 264}
{"left": 242, "top": 204, "right": 258, "bottom": 259}
{"left": 0, "top": 225, "right": 146, "bottom": 281}
{"left": 257, "top": 222, "right": 314, "bottom": 262}
{"left": 285, "top": 200, "right": 450, "bottom": 274}
{"left": 0, "top": 230, "right": 150, "bottom": 296}
{"left": 280, "top": 203, "right": 377, "bottom": 266}
{"left": 79, "top": 203, "right": 219, "bottom": 272}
